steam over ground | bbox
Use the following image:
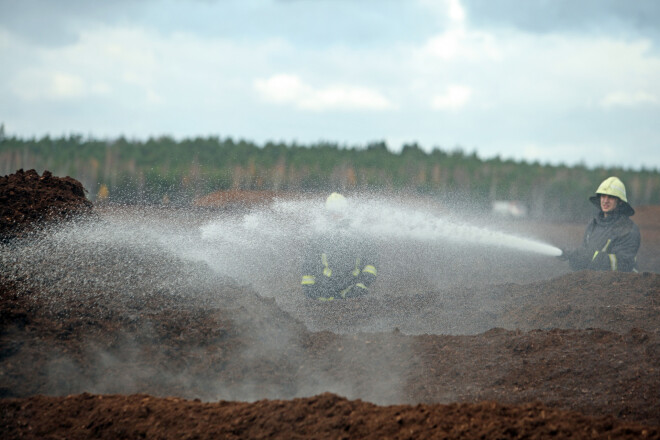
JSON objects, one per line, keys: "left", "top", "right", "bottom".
{"left": 2, "top": 195, "right": 568, "bottom": 399}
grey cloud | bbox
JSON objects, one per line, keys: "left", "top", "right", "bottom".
{"left": 0, "top": 0, "right": 439, "bottom": 49}
{"left": 0, "top": 0, "right": 147, "bottom": 46}
{"left": 461, "top": 0, "right": 660, "bottom": 36}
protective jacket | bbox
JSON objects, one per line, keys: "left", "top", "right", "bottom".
{"left": 301, "top": 230, "right": 378, "bottom": 301}
{"left": 567, "top": 209, "right": 640, "bottom": 272}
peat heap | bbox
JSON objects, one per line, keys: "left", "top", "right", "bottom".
{"left": 2, "top": 393, "right": 657, "bottom": 440}
{"left": 0, "top": 169, "right": 93, "bottom": 241}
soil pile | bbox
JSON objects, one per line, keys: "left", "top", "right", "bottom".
{"left": 0, "top": 169, "right": 93, "bottom": 241}
{"left": 1, "top": 170, "right": 659, "bottom": 439}
{"left": 497, "top": 271, "right": 660, "bottom": 332}
{"left": 2, "top": 393, "right": 656, "bottom": 440}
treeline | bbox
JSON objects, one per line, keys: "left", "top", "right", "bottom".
{"left": 1, "top": 134, "right": 659, "bottom": 221}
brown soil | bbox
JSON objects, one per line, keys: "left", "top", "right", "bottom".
{"left": 2, "top": 393, "right": 656, "bottom": 440}
{"left": 0, "top": 169, "right": 93, "bottom": 241}
{"left": 1, "top": 170, "right": 659, "bottom": 439}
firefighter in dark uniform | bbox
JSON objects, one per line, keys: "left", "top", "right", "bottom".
{"left": 301, "top": 193, "right": 378, "bottom": 301}
{"left": 559, "top": 176, "right": 640, "bottom": 272}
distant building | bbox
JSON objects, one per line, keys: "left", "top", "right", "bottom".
{"left": 491, "top": 200, "right": 528, "bottom": 218}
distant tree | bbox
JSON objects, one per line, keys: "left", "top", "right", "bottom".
{"left": 2, "top": 135, "right": 659, "bottom": 219}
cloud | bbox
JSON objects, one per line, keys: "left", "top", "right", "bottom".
{"left": 430, "top": 85, "right": 472, "bottom": 110}
{"left": 2, "top": 1, "right": 660, "bottom": 169}
{"left": 0, "top": 0, "right": 145, "bottom": 47}
{"left": 447, "top": 0, "right": 466, "bottom": 23}
{"left": 49, "top": 73, "right": 86, "bottom": 99}
{"left": 461, "top": 0, "right": 660, "bottom": 37}
{"left": 600, "top": 91, "right": 660, "bottom": 109}
{"left": 11, "top": 70, "right": 111, "bottom": 101}
{"left": 417, "top": 27, "right": 501, "bottom": 65}
{"left": 254, "top": 74, "right": 394, "bottom": 111}
{"left": 415, "top": 28, "right": 660, "bottom": 114}
{"left": 423, "top": 30, "right": 463, "bottom": 60}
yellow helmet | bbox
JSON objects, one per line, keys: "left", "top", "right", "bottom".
{"left": 325, "top": 192, "right": 348, "bottom": 212}
{"left": 595, "top": 176, "right": 628, "bottom": 202}
{"left": 589, "top": 176, "right": 634, "bottom": 216}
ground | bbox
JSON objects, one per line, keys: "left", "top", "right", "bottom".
{"left": 1, "top": 170, "right": 659, "bottom": 439}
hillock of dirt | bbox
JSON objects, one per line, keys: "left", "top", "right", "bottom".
{"left": 2, "top": 393, "right": 657, "bottom": 440}
{"left": 0, "top": 169, "right": 93, "bottom": 241}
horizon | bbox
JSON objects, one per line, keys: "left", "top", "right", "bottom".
{"left": 3, "top": 129, "right": 658, "bottom": 174}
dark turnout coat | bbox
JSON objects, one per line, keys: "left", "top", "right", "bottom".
{"left": 301, "top": 228, "right": 378, "bottom": 301}
{"left": 568, "top": 209, "right": 640, "bottom": 272}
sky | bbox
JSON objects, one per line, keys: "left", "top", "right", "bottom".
{"left": 1, "top": 0, "right": 660, "bottom": 170}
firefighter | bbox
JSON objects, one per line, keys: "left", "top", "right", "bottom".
{"left": 301, "top": 192, "right": 378, "bottom": 301}
{"left": 558, "top": 176, "right": 640, "bottom": 272}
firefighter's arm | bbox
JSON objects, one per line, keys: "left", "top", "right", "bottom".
{"left": 360, "top": 241, "right": 379, "bottom": 287}
{"left": 566, "top": 225, "right": 595, "bottom": 270}
{"left": 302, "top": 248, "right": 324, "bottom": 299}
{"left": 566, "top": 247, "right": 592, "bottom": 270}
{"left": 342, "top": 260, "right": 377, "bottom": 299}
{"left": 590, "top": 229, "right": 641, "bottom": 272}
{"left": 352, "top": 243, "right": 379, "bottom": 297}
{"left": 301, "top": 274, "right": 318, "bottom": 299}
{"left": 612, "top": 228, "right": 641, "bottom": 271}
{"left": 357, "top": 262, "right": 377, "bottom": 287}
{"left": 303, "top": 273, "right": 341, "bottom": 299}
{"left": 302, "top": 249, "right": 342, "bottom": 300}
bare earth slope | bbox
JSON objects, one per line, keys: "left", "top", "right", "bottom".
{"left": 2, "top": 393, "right": 657, "bottom": 440}
{"left": 1, "top": 170, "right": 659, "bottom": 439}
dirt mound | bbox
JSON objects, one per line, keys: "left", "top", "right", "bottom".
{"left": 299, "top": 271, "right": 660, "bottom": 335}
{"left": 2, "top": 393, "right": 657, "bottom": 440}
{"left": 2, "top": 264, "right": 659, "bottom": 432}
{"left": 0, "top": 169, "right": 93, "bottom": 240}
{"left": 497, "top": 271, "right": 660, "bottom": 332}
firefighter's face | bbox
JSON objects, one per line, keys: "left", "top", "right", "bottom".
{"left": 600, "top": 194, "right": 618, "bottom": 214}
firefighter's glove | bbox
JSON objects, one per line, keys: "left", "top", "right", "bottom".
{"left": 556, "top": 248, "right": 572, "bottom": 261}
{"left": 564, "top": 247, "right": 593, "bottom": 270}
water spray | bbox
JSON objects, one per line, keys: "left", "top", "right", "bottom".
{"left": 0, "top": 193, "right": 571, "bottom": 343}
{"left": 345, "top": 198, "right": 563, "bottom": 257}
{"left": 201, "top": 196, "right": 561, "bottom": 255}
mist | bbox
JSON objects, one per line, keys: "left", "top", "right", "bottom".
{"left": 0, "top": 193, "right": 570, "bottom": 403}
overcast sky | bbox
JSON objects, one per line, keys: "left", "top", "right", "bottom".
{"left": 1, "top": 0, "right": 659, "bottom": 170}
